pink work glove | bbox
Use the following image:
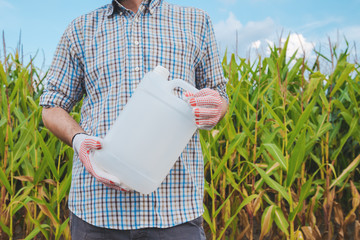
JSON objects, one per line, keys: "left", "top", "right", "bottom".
{"left": 185, "top": 88, "right": 224, "bottom": 130}
{"left": 72, "top": 133, "right": 131, "bottom": 192}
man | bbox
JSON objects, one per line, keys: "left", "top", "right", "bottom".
{"left": 40, "top": 0, "right": 228, "bottom": 239}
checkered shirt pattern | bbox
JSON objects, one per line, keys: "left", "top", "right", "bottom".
{"left": 40, "top": 0, "right": 228, "bottom": 230}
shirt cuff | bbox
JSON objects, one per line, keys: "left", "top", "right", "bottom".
{"left": 215, "top": 82, "right": 228, "bottom": 103}
{"left": 39, "top": 90, "right": 77, "bottom": 112}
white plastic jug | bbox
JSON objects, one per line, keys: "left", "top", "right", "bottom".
{"left": 90, "top": 66, "right": 199, "bottom": 194}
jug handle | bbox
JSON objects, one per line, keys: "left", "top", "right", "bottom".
{"left": 167, "top": 79, "right": 199, "bottom": 98}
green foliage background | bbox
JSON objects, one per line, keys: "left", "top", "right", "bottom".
{"left": 0, "top": 38, "right": 360, "bottom": 239}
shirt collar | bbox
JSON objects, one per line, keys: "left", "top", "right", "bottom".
{"left": 148, "top": 0, "right": 162, "bottom": 14}
{"left": 106, "top": 3, "right": 115, "bottom": 17}
{"left": 107, "top": 0, "right": 162, "bottom": 17}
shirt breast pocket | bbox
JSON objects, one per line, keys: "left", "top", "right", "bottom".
{"left": 145, "top": 31, "right": 200, "bottom": 79}
{"left": 160, "top": 37, "right": 187, "bottom": 62}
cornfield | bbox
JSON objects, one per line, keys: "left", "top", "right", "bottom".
{"left": 1, "top": 36, "right": 360, "bottom": 239}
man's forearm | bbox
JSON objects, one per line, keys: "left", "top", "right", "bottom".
{"left": 42, "top": 107, "right": 85, "bottom": 146}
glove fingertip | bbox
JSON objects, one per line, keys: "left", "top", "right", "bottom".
{"left": 194, "top": 108, "right": 200, "bottom": 117}
{"left": 189, "top": 98, "right": 196, "bottom": 106}
{"left": 95, "top": 141, "right": 102, "bottom": 149}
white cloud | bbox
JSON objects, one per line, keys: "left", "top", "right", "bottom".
{"left": 286, "top": 34, "right": 315, "bottom": 58}
{"left": 213, "top": 12, "right": 359, "bottom": 65}
{"left": 251, "top": 40, "right": 261, "bottom": 49}
{"left": 214, "top": 12, "right": 276, "bottom": 56}
{"left": 264, "top": 34, "right": 315, "bottom": 59}
{"left": 215, "top": 12, "right": 243, "bottom": 36}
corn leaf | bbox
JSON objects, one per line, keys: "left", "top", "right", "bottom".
{"left": 330, "top": 63, "right": 355, "bottom": 97}
{"left": 331, "top": 116, "right": 358, "bottom": 160}
{"left": 0, "top": 221, "right": 11, "bottom": 237}
{"left": 252, "top": 163, "right": 290, "bottom": 202}
{"left": 289, "top": 177, "right": 313, "bottom": 221}
{"left": 260, "top": 205, "right": 275, "bottom": 240}
{"left": 218, "top": 194, "right": 258, "bottom": 239}
{"left": 263, "top": 143, "right": 287, "bottom": 170}
{"left": 0, "top": 167, "right": 12, "bottom": 195}
{"left": 330, "top": 154, "right": 360, "bottom": 189}
{"left": 55, "top": 218, "right": 70, "bottom": 240}
{"left": 36, "top": 131, "right": 60, "bottom": 181}
{"left": 0, "top": 61, "right": 7, "bottom": 86}
{"left": 213, "top": 133, "right": 246, "bottom": 179}
{"left": 287, "top": 93, "right": 317, "bottom": 149}
{"left": 274, "top": 206, "right": 289, "bottom": 236}
{"left": 286, "top": 131, "right": 306, "bottom": 187}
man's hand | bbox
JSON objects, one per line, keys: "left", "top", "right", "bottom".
{"left": 72, "top": 133, "right": 131, "bottom": 191}
{"left": 185, "top": 88, "right": 228, "bottom": 130}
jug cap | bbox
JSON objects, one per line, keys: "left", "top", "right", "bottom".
{"left": 153, "top": 66, "right": 170, "bottom": 80}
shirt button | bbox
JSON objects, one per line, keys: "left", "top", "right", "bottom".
{"left": 134, "top": 40, "right": 140, "bottom": 45}
{"left": 135, "top": 67, "right": 140, "bottom": 72}
{"left": 134, "top": 17, "right": 140, "bottom": 22}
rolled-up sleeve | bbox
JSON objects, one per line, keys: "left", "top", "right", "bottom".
{"left": 195, "top": 13, "right": 228, "bottom": 102}
{"left": 40, "top": 24, "right": 84, "bottom": 112}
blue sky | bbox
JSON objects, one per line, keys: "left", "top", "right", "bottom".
{"left": 0, "top": 0, "right": 359, "bottom": 69}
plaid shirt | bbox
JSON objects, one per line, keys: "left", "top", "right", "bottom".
{"left": 40, "top": 0, "right": 227, "bottom": 230}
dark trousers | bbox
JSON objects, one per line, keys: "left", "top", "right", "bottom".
{"left": 70, "top": 212, "right": 206, "bottom": 240}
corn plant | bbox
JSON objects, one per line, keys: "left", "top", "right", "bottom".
{"left": 201, "top": 37, "right": 360, "bottom": 239}
{"left": 1, "top": 36, "right": 360, "bottom": 239}
{"left": 0, "top": 49, "right": 78, "bottom": 239}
